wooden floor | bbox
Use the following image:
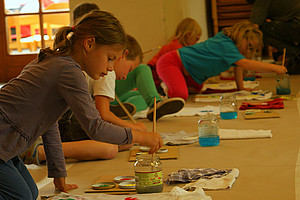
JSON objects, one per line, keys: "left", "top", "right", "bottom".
{"left": 30, "top": 74, "right": 300, "bottom": 200}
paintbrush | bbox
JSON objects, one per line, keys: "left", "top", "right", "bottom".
{"left": 152, "top": 97, "right": 157, "bottom": 133}
{"left": 115, "top": 95, "right": 137, "bottom": 124}
{"left": 151, "top": 97, "right": 157, "bottom": 168}
{"left": 282, "top": 48, "right": 286, "bottom": 67}
{"left": 143, "top": 46, "right": 161, "bottom": 55}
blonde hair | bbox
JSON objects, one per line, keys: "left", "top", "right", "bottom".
{"left": 38, "top": 10, "right": 126, "bottom": 62}
{"left": 172, "top": 18, "right": 202, "bottom": 47}
{"left": 223, "top": 21, "right": 263, "bottom": 59}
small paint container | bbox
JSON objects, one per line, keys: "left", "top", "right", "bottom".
{"left": 92, "top": 182, "right": 115, "bottom": 190}
{"left": 157, "top": 148, "right": 168, "bottom": 153}
{"left": 119, "top": 180, "right": 136, "bottom": 189}
{"left": 114, "top": 176, "right": 135, "bottom": 183}
{"left": 139, "top": 146, "right": 150, "bottom": 152}
{"left": 136, "top": 152, "right": 147, "bottom": 156}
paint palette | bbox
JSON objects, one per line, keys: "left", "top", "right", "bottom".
{"left": 86, "top": 175, "right": 136, "bottom": 194}
{"left": 129, "top": 146, "right": 178, "bottom": 162}
{"left": 113, "top": 176, "right": 135, "bottom": 183}
{"left": 91, "top": 182, "right": 116, "bottom": 190}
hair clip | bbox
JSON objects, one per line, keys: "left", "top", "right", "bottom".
{"left": 67, "top": 32, "right": 74, "bottom": 41}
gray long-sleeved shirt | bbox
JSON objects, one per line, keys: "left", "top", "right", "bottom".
{"left": 250, "top": 0, "right": 300, "bottom": 25}
{"left": 0, "top": 55, "right": 132, "bottom": 177}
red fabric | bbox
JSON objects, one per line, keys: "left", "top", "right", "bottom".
{"left": 157, "top": 50, "right": 203, "bottom": 100}
{"left": 239, "top": 98, "right": 285, "bottom": 110}
{"left": 148, "top": 39, "right": 183, "bottom": 88}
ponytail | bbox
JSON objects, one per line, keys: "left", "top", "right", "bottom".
{"left": 38, "top": 10, "right": 126, "bottom": 62}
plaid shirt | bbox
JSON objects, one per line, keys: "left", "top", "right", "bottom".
{"left": 165, "top": 168, "right": 232, "bottom": 184}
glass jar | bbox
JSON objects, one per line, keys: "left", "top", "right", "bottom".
{"left": 134, "top": 154, "right": 163, "bottom": 194}
{"left": 198, "top": 114, "right": 220, "bottom": 147}
{"left": 276, "top": 74, "right": 291, "bottom": 95}
{"left": 220, "top": 93, "right": 237, "bottom": 119}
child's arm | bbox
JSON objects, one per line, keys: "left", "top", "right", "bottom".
{"left": 94, "top": 95, "right": 147, "bottom": 132}
{"left": 234, "top": 66, "right": 245, "bottom": 90}
{"left": 235, "top": 59, "right": 287, "bottom": 74}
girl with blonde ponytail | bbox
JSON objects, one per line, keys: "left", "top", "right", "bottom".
{"left": 157, "top": 21, "right": 288, "bottom": 100}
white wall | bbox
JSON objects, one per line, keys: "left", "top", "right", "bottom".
{"left": 180, "top": 0, "right": 208, "bottom": 43}
{"left": 70, "top": 0, "right": 208, "bottom": 63}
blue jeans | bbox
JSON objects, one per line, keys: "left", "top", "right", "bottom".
{"left": 0, "top": 156, "right": 38, "bottom": 200}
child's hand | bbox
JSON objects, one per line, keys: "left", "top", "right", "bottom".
{"left": 275, "top": 65, "right": 288, "bottom": 74}
{"left": 142, "top": 132, "right": 163, "bottom": 154}
{"left": 53, "top": 177, "right": 78, "bottom": 192}
{"left": 133, "top": 122, "right": 148, "bottom": 132}
{"left": 132, "top": 131, "right": 163, "bottom": 154}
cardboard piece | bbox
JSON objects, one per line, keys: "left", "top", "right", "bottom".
{"left": 85, "top": 175, "right": 136, "bottom": 194}
{"left": 243, "top": 110, "right": 280, "bottom": 119}
{"left": 128, "top": 146, "right": 178, "bottom": 162}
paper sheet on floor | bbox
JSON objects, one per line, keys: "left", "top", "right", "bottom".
{"left": 202, "top": 80, "right": 259, "bottom": 91}
{"left": 52, "top": 186, "right": 212, "bottom": 200}
{"left": 193, "top": 90, "right": 272, "bottom": 102}
{"left": 133, "top": 105, "right": 220, "bottom": 119}
{"left": 219, "top": 129, "right": 272, "bottom": 139}
{"left": 161, "top": 129, "right": 272, "bottom": 145}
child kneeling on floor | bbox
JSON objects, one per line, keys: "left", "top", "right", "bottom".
{"left": 157, "top": 21, "right": 288, "bottom": 100}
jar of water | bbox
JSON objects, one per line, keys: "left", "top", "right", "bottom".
{"left": 198, "top": 114, "right": 220, "bottom": 147}
{"left": 220, "top": 93, "right": 238, "bottom": 119}
{"left": 134, "top": 154, "right": 163, "bottom": 194}
{"left": 276, "top": 74, "right": 291, "bottom": 95}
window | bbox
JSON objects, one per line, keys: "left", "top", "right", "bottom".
{"left": 0, "top": 0, "right": 70, "bottom": 82}
{"left": 4, "top": 0, "right": 70, "bottom": 54}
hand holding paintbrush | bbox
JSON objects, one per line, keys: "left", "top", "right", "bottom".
{"left": 129, "top": 97, "right": 163, "bottom": 154}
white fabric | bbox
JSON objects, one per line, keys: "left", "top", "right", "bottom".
{"left": 85, "top": 71, "right": 116, "bottom": 102}
{"left": 183, "top": 168, "right": 239, "bottom": 190}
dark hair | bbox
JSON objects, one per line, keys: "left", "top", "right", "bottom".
{"left": 38, "top": 10, "right": 126, "bottom": 62}
{"left": 73, "top": 3, "right": 100, "bottom": 23}
{"left": 125, "top": 35, "right": 143, "bottom": 63}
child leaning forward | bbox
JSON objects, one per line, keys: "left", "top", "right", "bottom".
{"left": 157, "top": 21, "right": 287, "bottom": 100}
{"left": 0, "top": 10, "right": 163, "bottom": 199}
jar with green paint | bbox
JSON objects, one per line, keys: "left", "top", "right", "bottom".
{"left": 134, "top": 154, "right": 163, "bottom": 194}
